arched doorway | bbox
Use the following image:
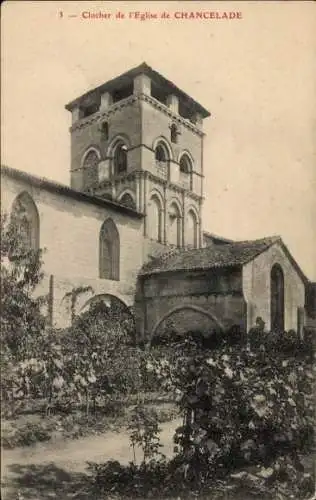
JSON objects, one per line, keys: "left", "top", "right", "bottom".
{"left": 270, "top": 264, "right": 285, "bottom": 332}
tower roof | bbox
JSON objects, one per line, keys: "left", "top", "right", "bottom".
{"left": 65, "top": 62, "right": 210, "bottom": 118}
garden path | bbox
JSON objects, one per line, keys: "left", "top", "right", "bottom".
{"left": 1, "top": 417, "right": 182, "bottom": 500}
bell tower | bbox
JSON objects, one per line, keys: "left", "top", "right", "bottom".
{"left": 65, "top": 63, "right": 210, "bottom": 248}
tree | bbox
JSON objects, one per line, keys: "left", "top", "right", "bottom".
{"left": 1, "top": 212, "right": 46, "bottom": 360}
{"left": 1, "top": 212, "right": 48, "bottom": 411}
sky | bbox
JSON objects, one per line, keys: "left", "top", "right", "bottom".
{"left": 2, "top": 1, "right": 316, "bottom": 279}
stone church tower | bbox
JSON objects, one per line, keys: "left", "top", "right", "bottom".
{"left": 65, "top": 63, "right": 210, "bottom": 251}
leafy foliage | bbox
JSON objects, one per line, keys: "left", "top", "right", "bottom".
{"left": 128, "top": 404, "right": 165, "bottom": 465}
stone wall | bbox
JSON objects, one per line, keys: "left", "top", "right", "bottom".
{"left": 1, "top": 172, "right": 145, "bottom": 326}
{"left": 242, "top": 242, "right": 306, "bottom": 331}
{"left": 137, "top": 267, "right": 247, "bottom": 341}
{"left": 70, "top": 98, "right": 142, "bottom": 191}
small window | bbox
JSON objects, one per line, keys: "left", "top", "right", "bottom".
{"left": 100, "top": 121, "right": 109, "bottom": 140}
{"left": 170, "top": 123, "right": 179, "bottom": 144}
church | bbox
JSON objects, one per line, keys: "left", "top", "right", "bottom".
{"left": 1, "top": 63, "right": 315, "bottom": 340}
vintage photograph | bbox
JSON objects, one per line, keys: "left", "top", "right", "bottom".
{"left": 1, "top": 1, "right": 315, "bottom": 499}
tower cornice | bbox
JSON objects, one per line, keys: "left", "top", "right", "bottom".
{"left": 69, "top": 94, "right": 205, "bottom": 137}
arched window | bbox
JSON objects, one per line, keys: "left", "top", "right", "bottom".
{"left": 99, "top": 219, "right": 120, "bottom": 280}
{"left": 179, "top": 154, "right": 193, "bottom": 190}
{"left": 155, "top": 144, "right": 167, "bottom": 162}
{"left": 11, "top": 192, "right": 39, "bottom": 254}
{"left": 271, "top": 264, "right": 285, "bottom": 332}
{"left": 154, "top": 141, "right": 170, "bottom": 180}
{"left": 113, "top": 143, "right": 128, "bottom": 174}
{"left": 119, "top": 192, "right": 136, "bottom": 210}
{"left": 148, "top": 195, "right": 162, "bottom": 242}
{"left": 168, "top": 202, "right": 182, "bottom": 247}
{"left": 82, "top": 149, "right": 99, "bottom": 188}
{"left": 186, "top": 209, "right": 198, "bottom": 248}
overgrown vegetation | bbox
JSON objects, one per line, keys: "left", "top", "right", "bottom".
{"left": 89, "top": 331, "right": 314, "bottom": 499}
{"left": 1, "top": 212, "right": 315, "bottom": 499}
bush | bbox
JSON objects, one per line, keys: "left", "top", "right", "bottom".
{"left": 1, "top": 418, "right": 56, "bottom": 448}
{"left": 90, "top": 330, "right": 314, "bottom": 499}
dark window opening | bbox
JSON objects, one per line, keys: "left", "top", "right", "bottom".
{"left": 170, "top": 123, "right": 179, "bottom": 143}
{"left": 82, "top": 102, "right": 100, "bottom": 118}
{"left": 114, "top": 144, "right": 128, "bottom": 174}
{"left": 271, "top": 264, "right": 285, "bottom": 332}
{"left": 155, "top": 144, "right": 167, "bottom": 162}
{"left": 180, "top": 155, "right": 191, "bottom": 174}
{"left": 112, "top": 84, "right": 133, "bottom": 104}
{"left": 100, "top": 121, "right": 109, "bottom": 140}
{"left": 178, "top": 100, "right": 197, "bottom": 124}
{"left": 151, "top": 83, "right": 169, "bottom": 105}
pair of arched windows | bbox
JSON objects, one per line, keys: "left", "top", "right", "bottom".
{"left": 82, "top": 141, "right": 128, "bottom": 188}
{"left": 154, "top": 141, "right": 193, "bottom": 189}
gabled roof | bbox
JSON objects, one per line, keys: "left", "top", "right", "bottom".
{"left": 65, "top": 62, "right": 210, "bottom": 118}
{"left": 1, "top": 166, "right": 143, "bottom": 219}
{"left": 140, "top": 236, "right": 308, "bottom": 284}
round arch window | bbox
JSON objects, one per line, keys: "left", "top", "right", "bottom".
{"left": 179, "top": 155, "right": 192, "bottom": 174}
{"left": 154, "top": 142, "right": 170, "bottom": 180}
{"left": 114, "top": 143, "right": 128, "bottom": 174}
{"left": 155, "top": 144, "right": 168, "bottom": 162}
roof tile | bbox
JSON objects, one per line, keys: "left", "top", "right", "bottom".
{"left": 140, "top": 236, "right": 281, "bottom": 275}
